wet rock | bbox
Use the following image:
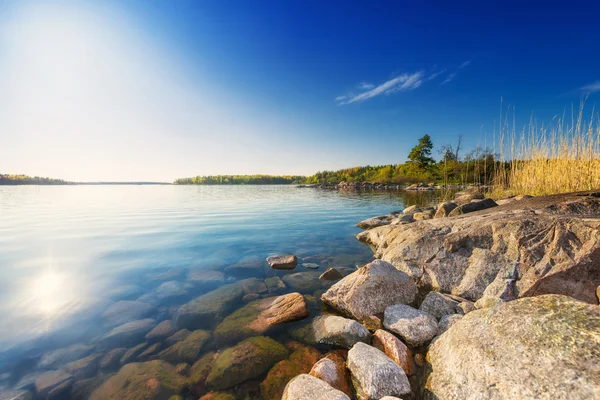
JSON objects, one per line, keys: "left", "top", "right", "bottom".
{"left": 64, "top": 354, "right": 102, "bottom": 380}
{"left": 187, "top": 270, "right": 226, "bottom": 291}
{"left": 189, "top": 352, "right": 218, "bottom": 397}
{"left": 47, "top": 379, "right": 72, "bottom": 399}
{"left": 146, "top": 268, "right": 186, "bottom": 282}
{"left": 302, "top": 263, "right": 319, "bottom": 269}
{"left": 313, "top": 315, "right": 370, "bottom": 349}
{"left": 152, "top": 281, "right": 188, "bottom": 302}
{"left": 145, "top": 320, "right": 176, "bottom": 342}
{"left": 309, "top": 352, "right": 352, "bottom": 397}
{"left": 260, "top": 344, "right": 322, "bottom": 400}
{"left": 158, "top": 329, "right": 211, "bottom": 364}
{"left": 90, "top": 360, "right": 186, "bottom": 400}
{"left": 15, "top": 373, "right": 42, "bottom": 392}
{"left": 242, "top": 293, "right": 260, "bottom": 302}
{"left": 0, "top": 391, "right": 32, "bottom": 400}
{"left": 70, "top": 377, "right": 107, "bottom": 400}
{"left": 97, "top": 319, "right": 156, "bottom": 350}
{"left": 347, "top": 342, "right": 411, "bottom": 400}
{"left": 102, "top": 300, "right": 155, "bottom": 326}
{"left": 383, "top": 304, "right": 437, "bottom": 347}
{"left": 281, "top": 374, "right": 350, "bottom": 400}
{"left": 434, "top": 201, "right": 458, "bottom": 218}
{"left": 372, "top": 329, "right": 415, "bottom": 376}
{"left": 199, "top": 393, "right": 235, "bottom": 400}
{"left": 206, "top": 336, "right": 288, "bottom": 390}
{"left": 356, "top": 215, "right": 394, "bottom": 230}
{"left": 175, "top": 283, "right": 243, "bottom": 329}
{"left": 267, "top": 255, "right": 298, "bottom": 270}
{"left": 425, "top": 295, "right": 600, "bottom": 399}
{"left": 35, "top": 370, "right": 73, "bottom": 399}
{"left": 105, "top": 285, "right": 143, "bottom": 301}
{"left": 120, "top": 343, "right": 148, "bottom": 365}
{"left": 165, "top": 329, "right": 191, "bottom": 346}
{"left": 282, "top": 272, "right": 323, "bottom": 293}
{"left": 224, "top": 255, "right": 265, "bottom": 276}
{"left": 419, "top": 291, "right": 464, "bottom": 320}
{"left": 137, "top": 343, "right": 161, "bottom": 361}
{"left": 264, "top": 277, "right": 286, "bottom": 294}
{"left": 238, "top": 278, "right": 268, "bottom": 295}
{"left": 99, "top": 348, "right": 127, "bottom": 370}
{"left": 214, "top": 292, "right": 308, "bottom": 345}
{"left": 39, "top": 344, "right": 94, "bottom": 369}
{"left": 319, "top": 268, "right": 343, "bottom": 281}
{"left": 321, "top": 260, "right": 417, "bottom": 320}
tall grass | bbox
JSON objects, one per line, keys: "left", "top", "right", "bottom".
{"left": 490, "top": 100, "right": 600, "bottom": 198}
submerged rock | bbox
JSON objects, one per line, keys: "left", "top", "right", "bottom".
{"left": 90, "top": 360, "right": 186, "bottom": 400}
{"left": 224, "top": 255, "right": 265, "bottom": 276}
{"left": 0, "top": 391, "right": 32, "bottom": 400}
{"left": 164, "top": 329, "right": 191, "bottom": 346}
{"left": 321, "top": 260, "right": 417, "bottom": 320}
{"left": 214, "top": 293, "right": 308, "bottom": 345}
{"left": 102, "top": 300, "right": 155, "bottom": 326}
{"left": 175, "top": 283, "right": 243, "bottom": 329}
{"left": 265, "top": 277, "right": 286, "bottom": 294}
{"left": 206, "top": 336, "right": 288, "bottom": 390}
{"left": 347, "top": 342, "right": 411, "bottom": 400}
{"left": 189, "top": 352, "right": 218, "bottom": 397}
{"left": 302, "top": 263, "right": 319, "bottom": 269}
{"left": 120, "top": 343, "right": 148, "bottom": 365}
{"left": 319, "top": 268, "right": 343, "bottom": 281}
{"left": 357, "top": 192, "right": 600, "bottom": 305}
{"left": 383, "top": 304, "right": 438, "bottom": 347}
{"left": 145, "top": 320, "right": 176, "bottom": 342}
{"left": 97, "top": 319, "right": 156, "bottom": 350}
{"left": 39, "top": 344, "right": 94, "bottom": 369}
{"left": 158, "top": 330, "right": 211, "bottom": 364}
{"left": 99, "top": 348, "right": 127, "bottom": 370}
{"left": 35, "top": 370, "right": 73, "bottom": 399}
{"left": 312, "top": 315, "right": 370, "bottom": 349}
{"left": 267, "top": 255, "right": 298, "bottom": 270}
{"left": 187, "top": 270, "right": 226, "bottom": 291}
{"left": 64, "top": 354, "right": 102, "bottom": 380}
{"left": 425, "top": 295, "right": 600, "bottom": 399}
{"left": 282, "top": 374, "right": 350, "bottom": 400}
{"left": 282, "top": 272, "right": 323, "bottom": 293}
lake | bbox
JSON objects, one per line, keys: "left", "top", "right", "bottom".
{"left": 0, "top": 185, "right": 440, "bottom": 397}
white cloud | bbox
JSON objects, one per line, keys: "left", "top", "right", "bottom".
{"left": 428, "top": 70, "right": 445, "bottom": 80}
{"left": 339, "top": 71, "right": 424, "bottom": 104}
{"left": 441, "top": 72, "right": 457, "bottom": 85}
{"left": 460, "top": 60, "right": 472, "bottom": 68}
{"left": 335, "top": 95, "right": 347, "bottom": 101}
{"left": 358, "top": 82, "right": 375, "bottom": 90}
{"left": 581, "top": 81, "right": 600, "bottom": 93}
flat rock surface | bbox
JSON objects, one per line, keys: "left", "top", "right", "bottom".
{"left": 267, "top": 255, "right": 298, "bottom": 270}
{"left": 426, "top": 294, "right": 600, "bottom": 399}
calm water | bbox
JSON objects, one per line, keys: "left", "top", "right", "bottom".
{"left": 0, "top": 185, "right": 439, "bottom": 391}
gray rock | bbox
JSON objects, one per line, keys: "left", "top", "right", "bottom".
{"left": 165, "top": 329, "right": 191, "bottom": 346}
{"left": 425, "top": 295, "right": 600, "bottom": 399}
{"left": 119, "top": 343, "right": 148, "bottom": 365}
{"left": 0, "top": 390, "right": 32, "bottom": 400}
{"left": 391, "top": 214, "right": 415, "bottom": 225}
{"left": 383, "top": 304, "right": 437, "bottom": 347}
{"left": 437, "top": 314, "right": 463, "bottom": 335}
{"left": 35, "top": 370, "right": 73, "bottom": 399}
{"left": 39, "top": 344, "right": 94, "bottom": 369}
{"left": 187, "top": 269, "right": 226, "bottom": 291}
{"left": 321, "top": 260, "right": 417, "bottom": 320}
{"left": 267, "top": 255, "right": 298, "bottom": 270}
{"left": 97, "top": 318, "right": 156, "bottom": 349}
{"left": 282, "top": 272, "right": 323, "bottom": 293}
{"left": 347, "top": 342, "right": 411, "bottom": 400}
{"left": 145, "top": 320, "right": 176, "bottom": 342}
{"left": 356, "top": 215, "right": 395, "bottom": 230}
{"left": 104, "top": 285, "right": 143, "bottom": 300}
{"left": 302, "top": 263, "right": 320, "bottom": 269}
{"left": 98, "top": 348, "right": 127, "bottom": 370}
{"left": 282, "top": 374, "right": 350, "bottom": 400}
{"left": 70, "top": 377, "right": 106, "bottom": 400}
{"left": 265, "top": 276, "right": 287, "bottom": 294}
{"left": 319, "top": 268, "right": 343, "bottom": 281}
{"left": 419, "top": 291, "right": 464, "bottom": 320}
{"left": 447, "top": 198, "right": 498, "bottom": 216}
{"left": 434, "top": 201, "right": 458, "bottom": 218}
{"left": 175, "top": 283, "right": 243, "bottom": 329}
{"left": 102, "top": 300, "right": 155, "bottom": 326}
{"left": 224, "top": 255, "right": 266, "bottom": 275}
{"left": 64, "top": 354, "right": 102, "bottom": 380}
{"left": 312, "top": 315, "right": 370, "bottom": 349}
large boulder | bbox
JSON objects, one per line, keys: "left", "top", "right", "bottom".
{"left": 357, "top": 192, "right": 600, "bottom": 305}
{"left": 90, "top": 360, "right": 186, "bottom": 400}
{"left": 206, "top": 336, "right": 288, "bottom": 390}
{"left": 425, "top": 295, "right": 600, "bottom": 399}
{"left": 282, "top": 272, "right": 324, "bottom": 293}
{"left": 145, "top": 320, "right": 176, "bottom": 342}
{"left": 347, "top": 343, "right": 411, "bottom": 400}
{"left": 312, "top": 315, "right": 370, "bottom": 349}
{"left": 282, "top": 374, "right": 350, "bottom": 400}
{"left": 372, "top": 329, "right": 415, "bottom": 376}
{"left": 214, "top": 293, "right": 308, "bottom": 345}
{"left": 447, "top": 198, "right": 497, "bottom": 216}
{"left": 175, "top": 283, "right": 243, "bottom": 329}
{"left": 321, "top": 260, "right": 417, "bottom": 320}
{"left": 383, "top": 304, "right": 438, "bottom": 347}
{"left": 158, "top": 329, "right": 211, "bottom": 363}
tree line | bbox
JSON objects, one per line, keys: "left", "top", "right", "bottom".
{"left": 174, "top": 175, "right": 306, "bottom": 185}
{"left": 0, "top": 174, "right": 71, "bottom": 185}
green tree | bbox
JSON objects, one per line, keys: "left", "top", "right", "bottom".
{"left": 408, "top": 134, "right": 435, "bottom": 169}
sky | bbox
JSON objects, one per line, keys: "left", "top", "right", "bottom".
{"left": 1, "top": 0, "right": 600, "bottom": 182}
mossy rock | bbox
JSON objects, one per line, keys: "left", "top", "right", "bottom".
{"left": 176, "top": 284, "right": 244, "bottom": 330}
{"left": 189, "top": 352, "right": 218, "bottom": 397}
{"left": 158, "top": 330, "right": 211, "bottom": 364}
{"left": 199, "top": 392, "right": 236, "bottom": 400}
{"left": 260, "top": 344, "right": 322, "bottom": 400}
{"left": 206, "top": 336, "right": 288, "bottom": 390}
{"left": 264, "top": 277, "right": 286, "bottom": 293}
{"left": 89, "top": 360, "right": 187, "bottom": 400}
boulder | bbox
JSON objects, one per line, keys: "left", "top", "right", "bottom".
{"left": 175, "top": 283, "right": 243, "bottom": 329}
{"left": 97, "top": 319, "right": 156, "bottom": 350}
{"left": 391, "top": 214, "right": 415, "bottom": 225}
{"left": 206, "top": 336, "right": 288, "bottom": 390}
{"left": 70, "top": 377, "right": 106, "bottom": 400}
{"left": 137, "top": 342, "right": 161, "bottom": 361}
{"left": 321, "top": 260, "right": 417, "bottom": 320}
{"left": 214, "top": 293, "right": 308, "bottom": 345}
{"left": 164, "top": 329, "right": 191, "bottom": 346}
{"left": 145, "top": 320, "right": 176, "bottom": 342}
{"left": 434, "top": 201, "right": 458, "bottom": 218}
{"left": 437, "top": 314, "right": 463, "bottom": 335}
{"left": 413, "top": 209, "right": 435, "bottom": 221}
{"left": 402, "top": 205, "right": 421, "bottom": 215}
{"left": 90, "top": 360, "right": 186, "bottom": 400}
{"left": 319, "top": 268, "right": 343, "bottom": 281}
{"left": 120, "top": 343, "right": 148, "bottom": 365}
{"left": 383, "top": 305, "right": 437, "bottom": 347}
{"left": 158, "top": 330, "right": 211, "bottom": 364}
{"left": 189, "top": 352, "right": 218, "bottom": 397}
{"left": 35, "top": 370, "right": 73, "bottom": 399}
{"left": 357, "top": 192, "right": 600, "bottom": 306}
{"left": 187, "top": 270, "right": 226, "bottom": 291}
{"left": 372, "top": 329, "right": 415, "bottom": 376}
{"left": 102, "top": 300, "right": 155, "bottom": 326}
{"left": 356, "top": 215, "right": 394, "bottom": 230}
{"left": 265, "top": 277, "right": 286, "bottom": 294}
{"left": 347, "top": 343, "right": 411, "bottom": 400}
{"left": 64, "top": 354, "right": 102, "bottom": 380}
{"left": 309, "top": 352, "right": 352, "bottom": 397}
{"left": 39, "top": 344, "right": 94, "bottom": 369}
{"left": 419, "top": 291, "right": 464, "bottom": 320}
{"left": 281, "top": 374, "right": 350, "bottom": 400}
{"left": 425, "top": 295, "right": 600, "bottom": 399}
{"left": 282, "top": 272, "right": 323, "bottom": 293}
{"left": 260, "top": 344, "right": 322, "bottom": 400}
{"left": 267, "top": 255, "right": 298, "bottom": 270}
{"left": 99, "top": 348, "right": 127, "bottom": 370}
{"left": 302, "top": 263, "right": 319, "bottom": 269}
{"left": 224, "top": 255, "right": 265, "bottom": 276}
{"left": 448, "top": 198, "right": 497, "bottom": 216}
{"left": 454, "top": 192, "right": 484, "bottom": 203}
{"left": 312, "top": 315, "right": 370, "bottom": 349}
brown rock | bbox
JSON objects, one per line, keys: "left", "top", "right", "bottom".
{"left": 267, "top": 255, "right": 298, "bottom": 270}
{"left": 309, "top": 351, "right": 352, "bottom": 397}
{"left": 360, "top": 315, "right": 382, "bottom": 331}
{"left": 434, "top": 201, "right": 458, "bottom": 218}
{"left": 145, "top": 320, "right": 176, "bottom": 342}
{"left": 64, "top": 354, "right": 102, "bottom": 380}
{"left": 372, "top": 329, "right": 415, "bottom": 376}
{"left": 137, "top": 343, "right": 162, "bottom": 361}
{"left": 175, "top": 363, "right": 189, "bottom": 376}
{"left": 158, "top": 330, "right": 211, "bottom": 364}
{"left": 35, "top": 370, "right": 73, "bottom": 399}
{"left": 319, "top": 268, "right": 343, "bottom": 281}
{"left": 165, "top": 329, "right": 191, "bottom": 346}
{"left": 189, "top": 352, "right": 218, "bottom": 397}
{"left": 99, "top": 348, "right": 127, "bottom": 370}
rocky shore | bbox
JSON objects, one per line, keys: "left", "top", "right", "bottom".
{"left": 305, "top": 181, "right": 481, "bottom": 192}
{"left": 1, "top": 190, "right": 599, "bottom": 400}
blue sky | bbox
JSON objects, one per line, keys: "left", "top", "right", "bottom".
{"left": 1, "top": 0, "right": 599, "bottom": 181}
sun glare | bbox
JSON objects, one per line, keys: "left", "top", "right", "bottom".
{"left": 26, "top": 267, "right": 77, "bottom": 317}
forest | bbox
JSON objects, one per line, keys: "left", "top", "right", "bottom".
{"left": 0, "top": 174, "right": 71, "bottom": 185}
